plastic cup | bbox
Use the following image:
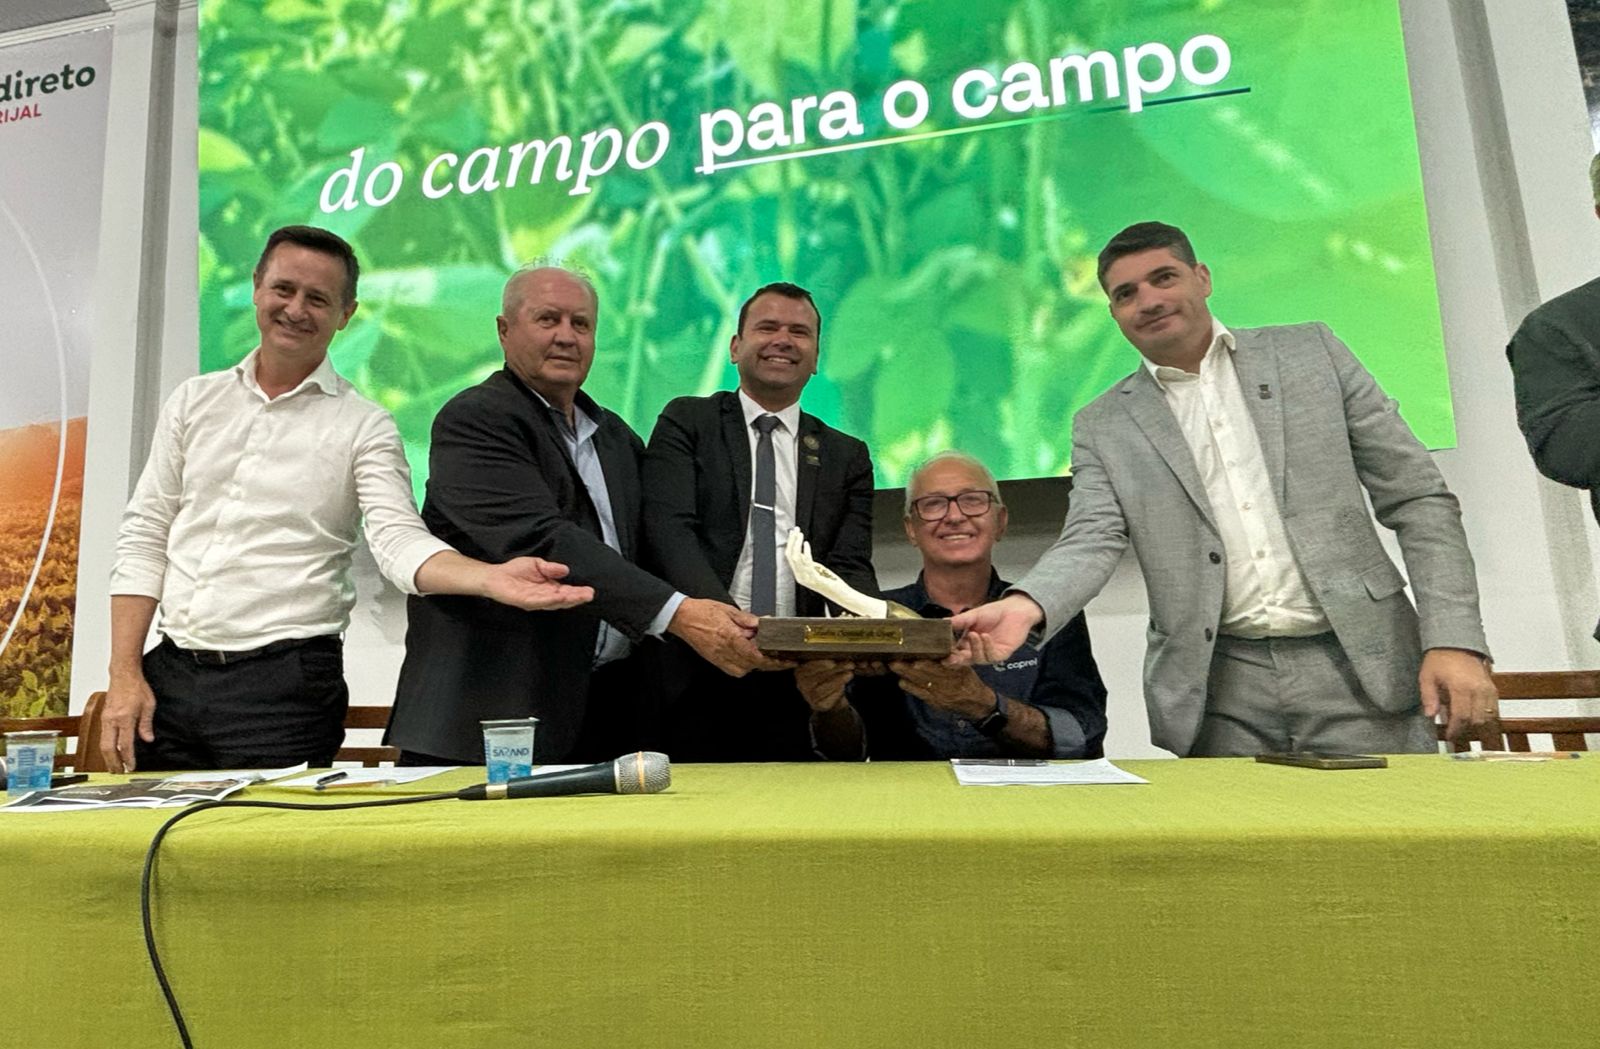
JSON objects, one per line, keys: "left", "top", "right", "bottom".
{"left": 5, "top": 730, "right": 60, "bottom": 798}
{"left": 481, "top": 718, "right": 538, "bottom": 784}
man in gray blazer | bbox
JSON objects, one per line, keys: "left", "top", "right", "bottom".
{"left": 952, "top": 222, "right": 1498, "bottom": 756}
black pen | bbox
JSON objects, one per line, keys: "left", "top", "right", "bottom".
{"left": 950, "top": 759, "right": 1049, "bottom": 767}
{"left": 312, "top": 770, "right": 349, "bottom": 791}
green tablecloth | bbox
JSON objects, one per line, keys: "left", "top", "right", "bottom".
{"left": 5, "top": 757, "right": 1597, "bottom": 1047}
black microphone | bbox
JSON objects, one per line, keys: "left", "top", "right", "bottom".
{"left": 457, "top": 751, "right": 670, "bottom": 801}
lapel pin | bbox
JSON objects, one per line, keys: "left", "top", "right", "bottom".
{"left": 803, "top": 435, "right": 820, "bottom": 450}
{"left": 804, "top": 455, "right": 821, "bottom": 466}
{"left": 1258, "top": 384, "right": 1272, "bottom": 400}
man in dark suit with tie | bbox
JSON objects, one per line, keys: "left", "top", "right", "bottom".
{"left": 386, "top": 266, "right": 772, "bottom": 765}
{"left": 643, "top": 282, "right": 880, "bottom": 760}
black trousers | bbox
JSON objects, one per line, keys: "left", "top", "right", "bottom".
{"left": 136, "top": 636, "right": 348, "bottom": 771}
{"left": 665, "top": 661, "right": 816, "bottom": 763}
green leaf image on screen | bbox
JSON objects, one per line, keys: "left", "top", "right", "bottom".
{"left": 198, "top": 0, "right": 1449, "bottom": 493}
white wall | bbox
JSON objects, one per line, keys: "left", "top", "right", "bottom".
{"left": 1411, "top": 0, "right": 1600, "bottom": 670}
{"left": 67, "top": 0, "right": 193, "bottom": 715}
{"left": 39, "top": 0, "right": 1600, "bottom": 755}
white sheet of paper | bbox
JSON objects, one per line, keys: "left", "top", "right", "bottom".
{"left": 159, "top": 762, "right": 308, "bottom": 784}
{"left": 277, "top": 766, "right": 456, "bottom": 788}
{"left": 950, "top": 758, "right": 1149, "bottom": 786}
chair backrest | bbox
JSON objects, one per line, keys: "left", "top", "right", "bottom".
{"left": 1442, "top": 670, "right": 1600, "bottom": 752}
{"left": 337, "top": 705, "right": 399, "bottom": 767}
{"left": 11, "top": 693, "right": 397, "bottom": 770}
{"left": 0, "top": 691, "right": 108, "bottom": 773}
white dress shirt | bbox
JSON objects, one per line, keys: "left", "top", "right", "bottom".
{"left": 1144, "top": 320, "right": 1330, "bottom": 638}
{"left": 728, "top": 390, "right": 800, "bottom": 617}
{"left": 111, "top": 349, "right": 452, "bottom": 650}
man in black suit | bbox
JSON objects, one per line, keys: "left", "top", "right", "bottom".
{"left": 643, "top": 281, "right": 879, "bottom": 760}
{"left": 1506, "top": 153, "right": 1600, "bottom": 640}
{"left": 386, "top": 266, "right": 771, "bottom": 764}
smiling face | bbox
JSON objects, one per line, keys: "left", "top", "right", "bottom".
{"left": 729, "top": 291, "right": 819, "bottom": 410}
{"left": 497, "top": 268, "right": 598, "bottom": 404}
{"left": 904, "top": 457, "right": 1007, "bottom": 571}
{"left": 251, "top": 243, "right": 357, "bottom": 365}
{"left": 1103, "top": 246, "right": 1214, "bottom": 367}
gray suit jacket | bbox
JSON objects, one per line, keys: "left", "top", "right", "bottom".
{"left": 1017, "top": 322, "right": 1488, "bottom": 755}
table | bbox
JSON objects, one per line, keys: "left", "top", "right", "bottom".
{"left": 6, "top": 757, "right": 1598, "bottom": 1047}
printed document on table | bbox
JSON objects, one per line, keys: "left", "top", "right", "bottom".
{"left": 277, "top": 767, "right": 455, "bottom": 787}
{"left": 951, "top": 758, "right": 1149, "bottom": 786}
{"left": 3, "top": 779, "right": 250, "bottom": 811}
{"left": 159, "top": 763, "right": 308, "bottom": 784}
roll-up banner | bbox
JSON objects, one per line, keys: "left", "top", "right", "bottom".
{"left": 0, "top": 27, "right": 111, "bottom": 719}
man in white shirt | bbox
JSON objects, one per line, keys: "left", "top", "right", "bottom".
{"left": 951, "top": 221, "right": 1498, "bottom": 755}
{"left": 104, "top": 226, "right": 593, "bottom": 773}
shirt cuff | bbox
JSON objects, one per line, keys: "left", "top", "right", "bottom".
{"left": 1035, "top": 703, "right": 1089, "bottom": 759}
{"left": 1423, "top": 643, "right": 1494, "bottom": 664}
{"left": 391, "top": 536, "right": 455, "bottom": 596}
{"left": 108, "top": 559, "right": 167, "bottom": 600}
{"left": 1000, "top": 585, "right": 1050, "bottom": 644}
{"left": 647, "top": 592, "right": 688, "bottom": 637}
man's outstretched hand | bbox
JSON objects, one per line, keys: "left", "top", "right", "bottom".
{"left": 482, "top": 556, "right": 595, "bottom": 611}
{"left": 948, "top": 592, "right": 1045, "bottom": 665}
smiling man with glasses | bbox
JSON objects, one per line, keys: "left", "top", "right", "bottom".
{"left": 911, "top": 488, "right": 997, "bottom": 521}
{"left": 802, "top": 451, "right": 1108, "bottom": 760}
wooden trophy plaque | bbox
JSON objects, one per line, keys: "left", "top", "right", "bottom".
{"left": 755, "top": 617, "right": 952, "bottom": 659}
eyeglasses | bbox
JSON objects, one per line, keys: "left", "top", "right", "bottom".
{"left": 910, "top": 490, "right": 995, "bottom": 521}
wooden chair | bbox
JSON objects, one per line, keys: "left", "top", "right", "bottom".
{"left": 1440, "top": 670, "right": 1600, "bottom": 752}
{"left": 10, "top": 693, "right": 396, "bottom": 770}
{"left": 0, "top": 691, "right": 108, "bottom": 772}
{"left": 336, "top": 705, "right": 399, "bottom": 767}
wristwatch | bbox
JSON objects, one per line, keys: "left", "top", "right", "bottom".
{"left": 974, "top": 690, "right": 1010, "bottom": 738}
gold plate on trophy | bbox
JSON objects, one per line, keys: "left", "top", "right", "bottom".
{"left": 756, "top": 617, "right": 952, "bottom": 658}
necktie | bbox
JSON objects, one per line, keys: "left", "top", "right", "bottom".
{"left": 750, "top": 414, "right": 781, "bottom": 616}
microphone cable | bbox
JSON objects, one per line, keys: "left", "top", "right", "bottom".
{"left": 139, "top": 791, "right": 457, "bottom": 1049}
{"left": 139, "top": 753, "right": 667, "bottom": 1045}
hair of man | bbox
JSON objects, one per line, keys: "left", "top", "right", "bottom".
{"left": 502, "top": 261, "right": 600, "bottom": 318}
{"left": 1096, "top": 221, "right": 1200, "bottom": 288}
{"left": 254, "top": 225, "right": 361, "bottom": 306}
{"left": 903, "top": 450, "right": 1006, "bottom": 518}
{"left": 736, "top": 281, "right": 822, "bottom": 338}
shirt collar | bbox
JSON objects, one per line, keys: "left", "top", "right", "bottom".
{"left": 1141, "top": 317, "right": 1235, "bottom": 389}
{"left": 897, "top": 568, "right": 1009, "bottom": 617}
{"left": 233, "top": 347, "right": 343, "bottom": 400}
{"left": 737, "top": 388, "right": 802, "bottom": 435}
{"left": 526, "top": 381, "right": 599, "bottom": 443}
